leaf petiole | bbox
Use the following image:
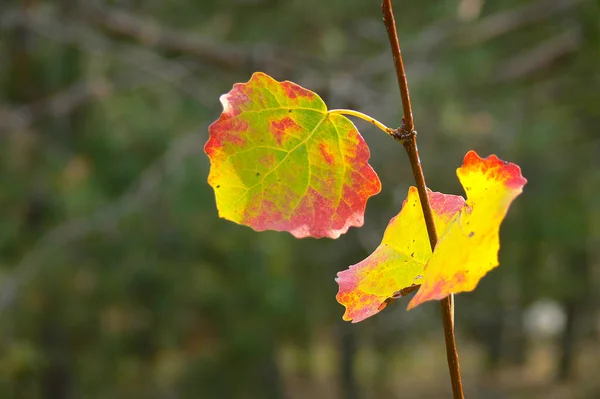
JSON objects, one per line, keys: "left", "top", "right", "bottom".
{"left": 329, "top": 109, "right": 394, "bottom": 137}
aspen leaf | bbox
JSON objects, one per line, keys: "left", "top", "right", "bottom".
{"left": 336, "top": 151, "right": 526, "bottom": 321}
{"left": 336, "top": 188, "right": 464, "bottom": 322}
{"left": 205, "top": 72, "right": 381, "bottom": 238}
{"left": 408, "top": 151, "right": 527, "bottom": 308}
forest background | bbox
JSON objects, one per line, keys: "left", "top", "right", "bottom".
{"left": 0, "top": 0, "right": 599, "bottom": 398}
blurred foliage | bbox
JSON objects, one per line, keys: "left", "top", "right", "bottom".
{"left": 0, "top": 0, "right": 599, "bottom": 398}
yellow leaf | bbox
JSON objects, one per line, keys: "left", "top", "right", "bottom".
{"left": 336, "top": 151, "right": 527, "bottom": 321}
{"left": 336, "top": 188, "right": 464, "bottom": 322}
{"left": 408, "top": 151, "right": 527, "bottom": 309}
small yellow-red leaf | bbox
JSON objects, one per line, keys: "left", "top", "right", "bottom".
{"left": 336, "top": 151, "right": 526, "bottom": 322}
{"left": 408, "top": 151, "right": 527, "bottom": 309}
{"left": 336, "top": 188, "right": 464, "bottom": 322}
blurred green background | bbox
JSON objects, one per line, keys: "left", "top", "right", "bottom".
{"left": 0, "top": 0, "right": 599, "bottom": 398}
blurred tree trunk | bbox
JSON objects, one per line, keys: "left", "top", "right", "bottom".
{"left": 557, "top": 298, "right": 577, "bottom": 381}
{"left": 336, "top": 230, "right": 365, "bottom": 399}
{"left": 505, "top": 304, "right": 527, "bottom": 366}
{"left": 483, "top": 305, "right": 505, "bottom": 370}
{"left": 339, "top": 323, "right": 358, "bottom": 399}
{"left": 40, "top": 321, "right": 72, "bottom": 399}
{"left": 263, "top": 339, "right": 286, "bottom": 399}
{"left": 504, "top": 231, "right": 540, "bottom": 367}
{"left": 38, "top": 0, "right": 85, "bottom": 396}
{"left": 556, "top": 247, "right": 591, "bottom": 381}
{"left": 54, "top": 0, "right": 87, "bottom": 153}
{"left": 7, "top": 0, "right": 36, "bottom": 104}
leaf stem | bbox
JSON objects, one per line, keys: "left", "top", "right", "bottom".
{"left": 329, "top": 109, "right": 394, "bottom": 136}
{"left": 381, "top": 1, "right": 465, "bottom": 398}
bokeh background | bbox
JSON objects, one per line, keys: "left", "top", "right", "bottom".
{"left": 1, "top": 0, "right": 599, "bottom": 398}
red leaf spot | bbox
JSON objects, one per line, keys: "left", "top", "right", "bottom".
{"left": 462, "top": 151, "right": 527, "bottom": 190}
{"left": 453, "top": 271, "right": 467, "bottom": 284}
{"left": 336, "top": 267, "right": 386, "bottom": 322}
{"left": 423, "top": 279, "right": 448, "bottom": 300}
{"left": 205, "top": 118, "right": 248, "bottom": 156}
{"left": 408, "top": 278, "right": 450, "bottom": 310}
{"left": 429, "top": 191, "right": 465, "bottom": 222}
{"left": 288, "top": 188, "right": 334, "bottom": 237}
{"left": 319, "top": 143, "right": 335, "bottom": 165}
{"left": 269, "top": 116, "right": 299, "bottom": 145}
{"left": 259, "top": 154, "right": 277, "bottom": 169}
{"left": 220, "top": 84, "right": 252, "bottom": 117}
{"left": 281, "top": 81, "right": 315, "bottom": 100}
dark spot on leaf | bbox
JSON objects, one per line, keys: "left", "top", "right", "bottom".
{"left": 412, "top": 239, "right": 415, "bottom": 243}
{"left": 288, "top": 109, "right": 292, "bottom": 113}
{"left": 410, "top": 252, "right": 414, "bottom": 258}
{"left": 469, "top": 231, "right": 475, "bottom": 237}
{"left": 256, "top": 172, "right": 260, "bottom": 176}
{"left": 216, "top": 185, "right": 220, "bottom": 188}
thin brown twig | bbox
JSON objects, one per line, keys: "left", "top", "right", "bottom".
{"left": 381, "top": 1, "right": 414, "bottom": 133}
{"left": 381, "top": 1, "right": 465, "bottom": 398}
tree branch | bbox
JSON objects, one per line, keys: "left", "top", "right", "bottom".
{"left": 382, "top": 1, "right": 464, "bottom": 398}
{"left": 0, "top": 78, "right": 148, "bottom": 134}
{"left": 495, "top": 28, "right": 581, "bottom": 82}
{"left": 82, "top": 7, "right": 248, "bottom": 69}
{"left": 5, "top": 6, "right": 214, "bottom": 108}
{"left": 460, "top": 0, "right": 582, "bottom": 46}
{"left": 0, "top": 126, "right": 206, "bottom": 313}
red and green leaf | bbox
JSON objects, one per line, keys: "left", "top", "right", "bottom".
{"left": 336, "top": 151, "right": 526, "bottom": 320}
{"left": 205, "top": 72, "right": 381, "bottom": 239}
